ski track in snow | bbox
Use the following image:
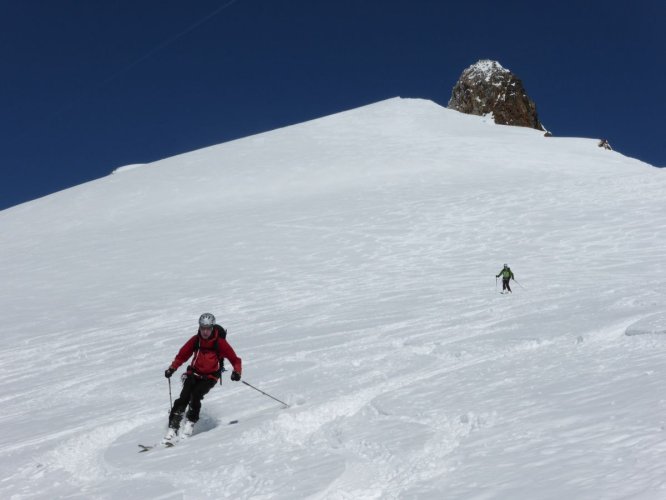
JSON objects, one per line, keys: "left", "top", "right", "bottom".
{"left": 1, "top": 98, "right": 666, "bottom": 499}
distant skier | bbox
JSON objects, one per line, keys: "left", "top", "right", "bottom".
{"left": 163, "top": 313, "right": 242, "bottom": 443}
{"left": 496, "top": 264, "right": 515, "bottom": 293}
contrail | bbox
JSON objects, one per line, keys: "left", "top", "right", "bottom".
{"left": 8, "top": 0, "right": 242, "bottom": 147}
{"left": 100, "top": 0, "right": 241, "bottom": 85}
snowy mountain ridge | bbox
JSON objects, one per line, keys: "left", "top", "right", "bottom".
{"left": 2, "top": 97, "right": 666, "bottom": 499}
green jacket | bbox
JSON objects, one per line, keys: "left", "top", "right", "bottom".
{"left": 497, "top": 267, "right": 514, "bottom": 280}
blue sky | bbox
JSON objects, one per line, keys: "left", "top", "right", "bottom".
{"left": 1, "top": 0, "right": 664, "bottom": 210}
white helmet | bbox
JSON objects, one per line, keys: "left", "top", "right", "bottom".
{"left": 199, "top": 313, "right": 216, "bottom": 328}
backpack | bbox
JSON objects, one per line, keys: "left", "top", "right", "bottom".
{"left": 191, "top": 324, "right": 228, "bottom": 381}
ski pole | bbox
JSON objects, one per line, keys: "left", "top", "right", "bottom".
{"left": 219, "top": 365, "right": 226, "bottom": 386}
{"left": 168, "top": 378, "right": 173, "bottom": 411}
{"left": 513, "top": 279, "right": 525, "bottom": 289}
{"left": 242, "top": 380, "right": 290, "bottom": 408}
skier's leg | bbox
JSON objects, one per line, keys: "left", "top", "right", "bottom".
{"left": 507, "top": 280, "right": 512, "bottom": 293}
{"left": 169, "top": 374, "right": 195, "bottom": 429}
{"left": 186, "top": 378, "right": 217, "bottom": 423}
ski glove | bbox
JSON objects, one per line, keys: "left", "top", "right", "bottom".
{"left": 230, "top": 371, "right": 241, "bottom": 382}
{"left": 165, "top": 367, "right": 175, "bottom": 378}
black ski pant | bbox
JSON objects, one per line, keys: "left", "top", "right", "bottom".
{"left": 169, "top": 373, "right": 216, "bottom": 428}
{"left": 502, "top": 278, "right": 512, "bottom": 292}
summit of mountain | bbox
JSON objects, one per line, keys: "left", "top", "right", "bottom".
{"left": 448, "top": 59, "right": 545, "bottom": 131}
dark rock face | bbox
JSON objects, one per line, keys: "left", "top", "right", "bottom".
{"left": 448, "top": 60, "right": 544, "bottom": 131}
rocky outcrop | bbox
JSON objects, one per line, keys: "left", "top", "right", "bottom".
{"left": 598, "top": 139, "right": 612, "bottom": 150}
{"left": 448, "top": 60, "right": 544, "bottom": 131}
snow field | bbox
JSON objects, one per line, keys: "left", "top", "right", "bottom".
{"left": 1, "top": 98, "right": 666, "bottom": 499}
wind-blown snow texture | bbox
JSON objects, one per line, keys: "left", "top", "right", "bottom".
{"left": 2, "top": 98, "right": 666, "bottom": 499}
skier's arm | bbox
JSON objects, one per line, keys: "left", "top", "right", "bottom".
{"left": 170, "top": 336, "right": 197, "bottom": 370}
{"left": 218, "top": 339, "right": 242, "bottom": 374}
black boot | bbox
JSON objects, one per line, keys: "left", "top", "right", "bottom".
{"left": 168, "top": 409, "right": 183, "bottom": 430}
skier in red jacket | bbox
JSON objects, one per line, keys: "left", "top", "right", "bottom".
{"left": 163, "top": 313, "right": 242, "bottom": 442}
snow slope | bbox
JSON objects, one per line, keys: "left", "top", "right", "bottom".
{"left": 1, "top": 98, "right": 666, "bottom": 499}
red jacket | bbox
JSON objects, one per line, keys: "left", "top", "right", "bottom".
{"left": 170, "top": 330, "right": 242, "bottom": 378}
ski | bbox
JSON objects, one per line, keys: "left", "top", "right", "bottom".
{"left": 140, "top": 417, "right": 240, "bottom": 452}
{"left": 138, "top": 440, "right": 176, "bottom": 453}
